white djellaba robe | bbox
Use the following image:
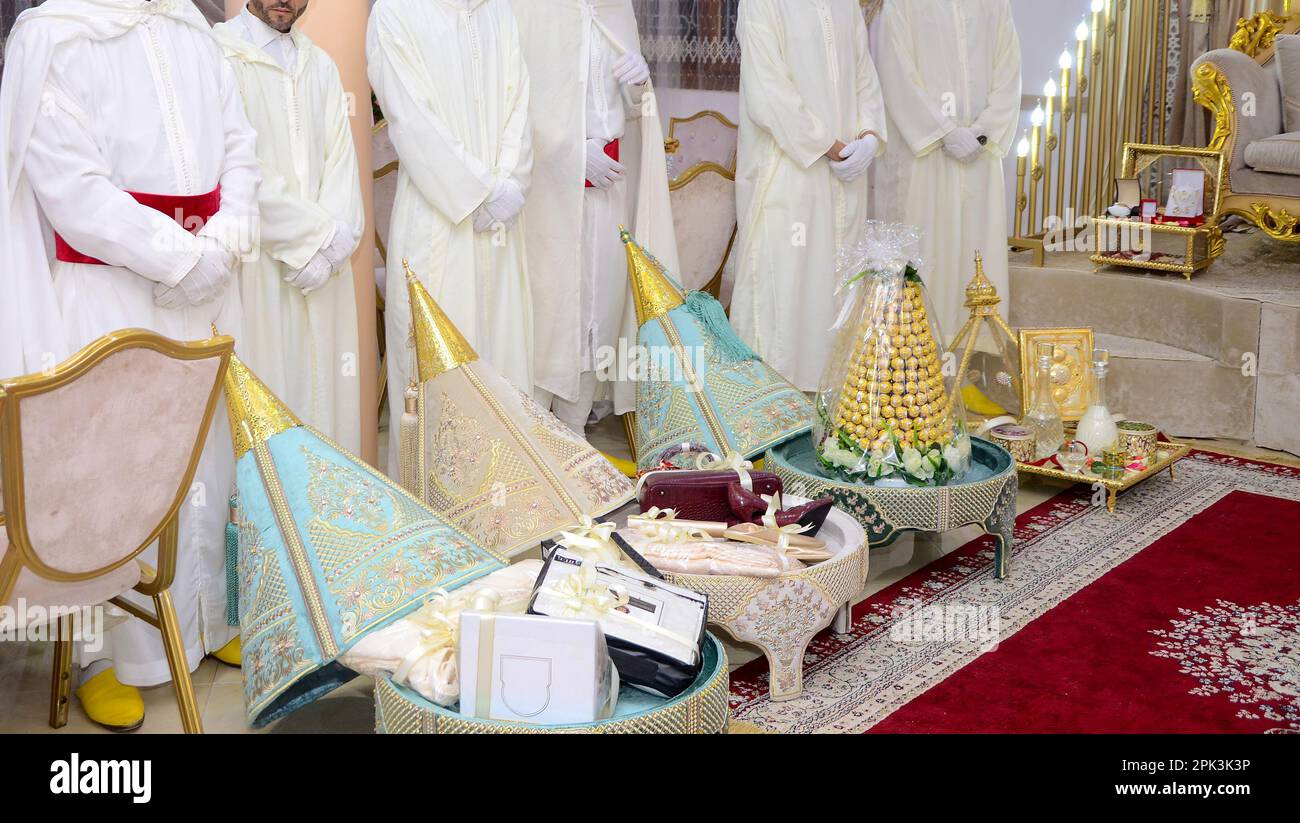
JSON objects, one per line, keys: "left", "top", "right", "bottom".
{"left": 511, "top": 0, "right": 680, "bottom": 422}
{"left": 732, "top": 0, "right": 888, "bottom": 392}
{"left": 368, "top": 0, "right": 535, "bottom": 475}
{"left": 875, "top": 0, "right": 1021, "bottom": 341}
{"left": 213, "top": 14, "right": 365, "bottom": 454}
{"left": 0, "top": 0, "right": 260, "bottom": 684}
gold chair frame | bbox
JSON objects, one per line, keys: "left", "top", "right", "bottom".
{"left": 0, "top": 330, "right": 235, "bottom": 734}
{"left": 665, "top": 109, "right": 739, "bottom": 174}
{"left": 374, "top": 119, "right": 399, "bottom": 418}
{"left": 1193, "top": 12, "right": 1300, "bottom": 242}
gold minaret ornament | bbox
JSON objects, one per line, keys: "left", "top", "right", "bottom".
{"left": 946, "top": 251, "right": 1022, "bottom": 418}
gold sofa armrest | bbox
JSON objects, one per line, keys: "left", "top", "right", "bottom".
{"left": 1192, "top": 17, "right": 1300, "bottom": 243}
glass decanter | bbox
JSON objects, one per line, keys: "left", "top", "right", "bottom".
{"left": 1076, "top": 349, "right": 1119, "bottom": 457}
{"left": 1023, "top": 342, "right": 1064, "bottom": 459}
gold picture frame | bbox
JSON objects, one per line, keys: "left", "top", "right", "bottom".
{"left": 1017, "top": 328, "right": 1095, "bottom": 422}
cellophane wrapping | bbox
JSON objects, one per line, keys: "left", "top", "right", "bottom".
{"left": 812, "top": 222, "right": 972, "bottom": 487}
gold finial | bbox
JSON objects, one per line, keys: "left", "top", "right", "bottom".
{"left": 404, "top": 260, "right": 478, "bottom": 382}
{"left": 963, "top": 250, "right": 1001, "bottom": 310}
{"left": 621, "top": 226, "right": 684, "bottom": 326}
{"left": 223, "top": 354, "right": 301, "bottom": 459}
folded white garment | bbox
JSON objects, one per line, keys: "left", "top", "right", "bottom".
{"left": 340, "top": 560, "right": 543, "bottom": 705}
{"left": 618, "top": 527, "right": 802, "bottom": 578}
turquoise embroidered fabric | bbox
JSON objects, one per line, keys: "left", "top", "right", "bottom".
{"left": 635, "top": 293, "right": 813, "bottom": 471}
{"left": 234, "top": 425, "right": 504, "bottom": 727}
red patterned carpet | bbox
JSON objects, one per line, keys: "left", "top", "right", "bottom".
{"left": 728, "top": 451, "right": 1300, "bottom": 733}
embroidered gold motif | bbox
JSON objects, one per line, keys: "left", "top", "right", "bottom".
{"left": 429, "top": 393, "right": 503, "bottom": 502}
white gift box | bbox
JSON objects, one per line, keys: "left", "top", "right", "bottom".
{"left": 458, "top": 611, "right": 618, "bottom": 725}
{"left": 531, "top": 549, "right": 707, "bottom": 669}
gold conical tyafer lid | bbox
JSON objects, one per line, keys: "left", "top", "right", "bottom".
{"left": 621, "top": 227, "right": 684, "bottom": 326}
{"left": 405, "top": 260, "right": 479, "bottom": 382}
{"left": 224, "top": 353, "right": 301, "bottom": 459}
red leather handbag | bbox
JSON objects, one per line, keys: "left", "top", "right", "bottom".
{"left": 637, "top": 469, "right": 783, "bottom": 525}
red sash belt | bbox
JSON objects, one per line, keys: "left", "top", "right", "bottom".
{"left": 54, "top": 186, "right": 222, "bottom": 266}
{"left": 584, "top": 139, "right": 620, "bottom": 188}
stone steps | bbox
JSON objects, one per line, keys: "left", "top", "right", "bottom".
{"left": 1008, "top": 253, "right": 1261, "bottom": 443}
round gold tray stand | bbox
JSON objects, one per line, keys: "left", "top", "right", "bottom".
{"left": 767, "top": 435, "right": 1019, "bottom": 579}
{"left": 660, "top": 504, "right": 868, "bottom": 702}
{"left": 373, "top": 634, "right": 732, "bottom": 734}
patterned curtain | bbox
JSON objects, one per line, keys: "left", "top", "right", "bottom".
{"left": 635, "top": 0, "right": 882, "bottom": 92}
{"left": 635, "top": 0, "right": 741, "bottom": 91}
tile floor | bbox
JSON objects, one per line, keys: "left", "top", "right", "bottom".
{"left": 0, "top": 420, "right": 1291, "bottom": 733}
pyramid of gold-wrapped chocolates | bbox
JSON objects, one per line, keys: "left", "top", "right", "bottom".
{"left": 831, "top": 277, "right": 957, "bottom": 455}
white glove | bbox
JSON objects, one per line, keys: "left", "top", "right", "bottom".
{"left": 584, "top": 138, "right": 625, "bottom": 190}
{"left": 285, "top": 252, "right": 333, "bottom": 294}
{"left": 320, "top": 220, "right": 358, "bottom": 270}
{"left": 828, "top": 134, "right": 879, "bottom": 183}
{"left": 153, "top": 239, "right": 233, "bottom": 309}
{"left": 612, "top": 52, "right": 650, "bottom": 86}
{"left": 942, "top": 127, "right": 984, "bottom": 163}
{"left": 472, "top": 178, "right": 526, "bottom": 233}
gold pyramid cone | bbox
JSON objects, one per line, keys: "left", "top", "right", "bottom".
{"left": 224, "top": 353, "right": 301, "bottom": 460}
{"left": 832, "top": 279, "right": 956, "bottom": 454}
{"left": 621, "top": 226, "right": 684, "bottom": 326}
{"left": 405, "top": 260, "right": 478, "bottom": 382}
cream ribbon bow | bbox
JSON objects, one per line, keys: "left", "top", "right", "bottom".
{"left": 694, "top": 449, "right": 755, "bottom": 491}
{"left": 557, "top": 515, "right": 622, "bottom": 564}
{"left": 538, "top": 562, "right": 694, "bottom": 650}
{"left": 629, "top": 507, "right": 715, "bottom": 544}
{"left": 540, "top": 562, "right": 632, "bottom": 623}
{"left": 392, "top": 587, "right": 506, "bottom": 687}
{"left": 760, "top": 492, "right": 812, "bottom": 555}
{"left": 393, "top": 590, "right": 460, "bottom": 687}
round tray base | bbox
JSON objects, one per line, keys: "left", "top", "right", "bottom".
{"left": 375, "top": 633, "right": 731, "bottom": 734}
{"left": 766, "top": 434, "right": 1019, "bottom": 579}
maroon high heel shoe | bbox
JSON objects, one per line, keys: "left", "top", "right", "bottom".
{"left": 726, "top": 482, "right": 835, "bottom": 535}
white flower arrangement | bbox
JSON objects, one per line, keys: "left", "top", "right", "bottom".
{"left": 816, "top": 398, "right": 972, "bottom": 487}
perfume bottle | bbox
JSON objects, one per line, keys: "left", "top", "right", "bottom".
{"left": 1076, "top": 349, "right": 1119, "bottom": 457}
{"left": 1023, "top": 342, "right": 1064, "bottom": 459}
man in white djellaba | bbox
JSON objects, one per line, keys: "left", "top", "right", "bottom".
{"left": 731, "top": 0, "right": 888, "bottom": 392}
{"left": 876, "top": 0, "right": 1021, "bottom": 360}
{"left": 214, "top": 0, "right": 365, "bottom": 454}
{"left": 368, "top": 0, "right": 535, "bottom": 474}
{"left": 0, "top": 0, "right": 260, "bottom": 730}
{"left": 511, "top": 0, "right": 679, "bottom": 435}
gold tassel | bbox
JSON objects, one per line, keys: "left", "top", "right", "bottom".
{"left": 398, "top": 382, "right": 422, "bottom": 495}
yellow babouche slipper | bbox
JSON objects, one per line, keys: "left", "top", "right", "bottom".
{"left": 599, "top": 451, "right": 638, "bottom": 479}
{"left": 211, "top": 635, "right": 242, "bottom": 667}
{"left": 961, "top": 384, "right": 1008, "bottom": 418}
{"left": 75, "top": 668, "right": 144, "bottom": 732}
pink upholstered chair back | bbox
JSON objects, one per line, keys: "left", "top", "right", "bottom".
{"left": 669, "top": 165, "right": 738, "bottom": 300}
{"left": 667, "top": 111, "right": 738, "bottom": 182}
{"left": 0, "top": 332, "right": 233, "bottom": 581}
